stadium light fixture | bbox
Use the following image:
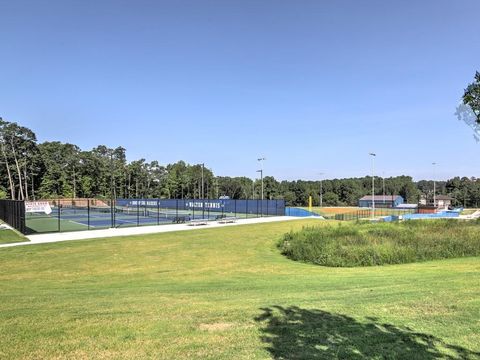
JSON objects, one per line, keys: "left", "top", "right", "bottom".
{"left": 369, "top": 153, "right": 376, "bottom": 218}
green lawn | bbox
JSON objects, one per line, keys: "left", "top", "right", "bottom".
{"left": 0, "top": 229, "right": 28, "bottom": 244}
{"left": 0, "top": 219, "right": 479, "bottom": 359}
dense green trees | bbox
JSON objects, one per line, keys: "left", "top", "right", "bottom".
{"left": 1, "top": 117, "right": 480, "bottom": 206}
{"left": 463, "top": 71, "right": 480, "bottom": 123}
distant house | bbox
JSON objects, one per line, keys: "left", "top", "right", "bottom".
{"left": 419, "top": 194, "right": 454, "bottom": 210}
{"left": 358, "top": 195, "right": 404, "bottom": 208}
{"left": 435, "top": 195, "right": 454, "bottom": 210}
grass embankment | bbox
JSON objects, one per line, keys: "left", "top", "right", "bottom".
{"left": 0, "top": 229, "right": 28, "bottom": 244}
{"left": 0, "top": 219, "right": 479, "bottom": 359}
{"left": 279, "top": 220, "right": 480, "bottom": 267}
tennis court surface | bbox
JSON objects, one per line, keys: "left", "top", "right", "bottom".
{"left": 25, "top": 198, "right": 286, "bottom": 234}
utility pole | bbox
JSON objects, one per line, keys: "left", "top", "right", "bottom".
{"left": 257, "top": 157, "right": 266, "bottom": 200}
{"left": 369, "top": 153, "right": 376, "bottom": 218}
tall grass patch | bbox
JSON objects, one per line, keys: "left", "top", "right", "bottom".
{"left": 279, "top": 220, "right": 480, "bottom": 267}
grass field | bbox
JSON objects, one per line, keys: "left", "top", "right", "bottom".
{"left": 0, "top": 219, "right": 479, "bottom": 359}
{"left": 0, "top": 229, "right": 28, "bottom": 244}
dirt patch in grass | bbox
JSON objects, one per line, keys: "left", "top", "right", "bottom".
{"left": 199, "top": 322, "right": 235, "bottom": 332}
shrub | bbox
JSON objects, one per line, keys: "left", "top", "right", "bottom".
{"left": 278, "top": 220, "right": 480, "bottom": 267}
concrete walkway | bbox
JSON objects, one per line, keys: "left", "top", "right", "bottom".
{"left": 0, "top": 216, "right": 315, "bottom": 249}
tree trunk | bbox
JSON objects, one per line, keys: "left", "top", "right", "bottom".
{"left": 1, "top": 141, "right": 15, "bottom": 199}
{"left": 10, "top": 138, "right": 25, "bottom": 200}
{"left": 24, "top": 161, "right": 29, "bottom": 200}
{"left": 73, "top": 166, "right": 76, "bottom": 199}
{"left": 128, "top": 173, "right": 131, "bottom": 198}
{"left": 31, "top": 168, "right": 35, "bottom": 200}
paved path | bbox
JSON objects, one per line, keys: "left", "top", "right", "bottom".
{"left": 0, "top": 216, "right": 316, "bottom": 249}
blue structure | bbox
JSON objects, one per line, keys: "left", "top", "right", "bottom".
{"left": 116, "top": 198, "right": 285, "bottom": 217}
{"left": 285, "top": 207, "right": 321, "bottom": 217}
{"left": 358, "top": 195, "right": 404, "bottom": 208}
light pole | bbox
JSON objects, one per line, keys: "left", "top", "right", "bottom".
{"left": 369, "top": 153, "right": 376, "bottom": 218}
{"left": 201, "top": 163, "right": 205, "bottom": 199}
{"left": 257, "top": 157, "right": 266, "bottom": 200}
{"left": 318, "top": 172, "right": 325, "bottom": 207}
{"left": 256, "top": 169, "right": 263, "bottom": 199}
{"left": 382, "top": 171, "right": 386, "bottom": 206}
{"left": 432, "top": 162, "right": 437, "bottom": 208}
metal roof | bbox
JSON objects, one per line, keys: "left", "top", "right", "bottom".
{"left": 359, "top": 195, "right": 402, "bottom": 201}
{"left": 434, "top": 195, "right": 454, "bottom": 200}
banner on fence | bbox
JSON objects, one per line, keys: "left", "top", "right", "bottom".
{"left": 25, "top": 201, "right": 52, "bottom": 215}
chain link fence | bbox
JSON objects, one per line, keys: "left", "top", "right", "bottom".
{"left": 0, "top": 200, "right": 26, "bottom": 234}
{"left": 25, "top": 198, "right": 285, "bottom": 234}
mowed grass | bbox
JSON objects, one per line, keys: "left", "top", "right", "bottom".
{"left": 0, "top": 219, "right": 479, "bottom": 359}
{"left": 0, "top": 229, "right": 28, "bottom": 244}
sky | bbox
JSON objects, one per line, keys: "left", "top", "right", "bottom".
{"left": 1, "top": 0, "right": 479, "bottom": 181}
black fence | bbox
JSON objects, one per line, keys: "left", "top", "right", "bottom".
{"left": 25, "top": 198, "right": 286, "bottom": 234}
{"left": 0, "top": 199, "right": 26, "bottom": 234}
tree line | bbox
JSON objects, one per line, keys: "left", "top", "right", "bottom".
{"left": 1, "top": 117, "right": 480, "bottom": 207}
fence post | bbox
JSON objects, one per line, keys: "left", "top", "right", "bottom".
{"left": 58, "top": 204, "right": 61, "bottom": 232}
{"left": 87, "top": 200, "right": 90, "bottom": 230}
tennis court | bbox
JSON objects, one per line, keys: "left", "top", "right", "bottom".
{"left": 25, "top": 198, "right": 285, "bottom": 234}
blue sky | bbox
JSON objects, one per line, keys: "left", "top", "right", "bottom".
{"left": 1, "top": 0, "right": 479, "bottom": 181}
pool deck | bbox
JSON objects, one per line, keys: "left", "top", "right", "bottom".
{"left": 0, "top": 216, "right": 317, "bottom": 248}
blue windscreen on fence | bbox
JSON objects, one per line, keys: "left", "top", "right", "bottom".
{"left": 115, "top": 199, "right": 285, "bottom": 217}
{"left": 24, "top": 198, "right": 286, "bottom": 234}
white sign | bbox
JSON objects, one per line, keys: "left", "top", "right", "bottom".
{"left": 25, "top": 201, "right": 52, "bottom": 215}
{"left": 186, "top": 201, "right": 223, "bottom": 209}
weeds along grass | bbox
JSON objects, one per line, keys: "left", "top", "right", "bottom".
{"left": 279, "top": 219, "right": 480, "bottom": 267}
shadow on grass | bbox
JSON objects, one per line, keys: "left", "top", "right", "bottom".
{"left": 255, "top": 306, "right": 479, "bottom": 360}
